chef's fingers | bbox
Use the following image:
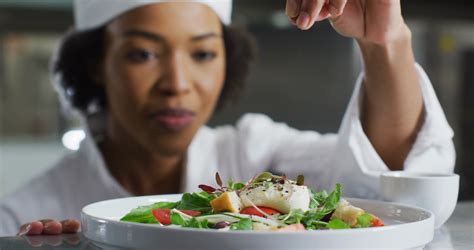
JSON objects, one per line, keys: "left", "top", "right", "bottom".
{"left": 63, "top": 234, "right": 82, "bottom": 245}
{"left": 289, "top": 15, "right": 298, "bottom": 25}
{"left": 18, "top": 219, "right": 80, "bottom": 236}
{"left": 40, "top": 219, "right": 63, "bottom": 235}
{"left": 44, "top": 235, "right": 63, "bottom": 247}
{"left": 298, "top": 0, "right": 327, "bottom": 30}
{"left": 23, "top": 235, "right": 44, "bottom": 247}
{"left": 328, "top": 0, "right": 347, "bottom": 17}
{"left": 23, "top": 233, "right": 81, "bottom": 247}
{"left": 61, "top": 219, "right": 81, "bottom": 233}
{"left": 17, "top": 221, "right": 43, "bottom": 236}
{"left": 286, "top": 0, "right": 302, "bottom": 19}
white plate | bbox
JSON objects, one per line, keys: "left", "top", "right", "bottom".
{"left": 81, "top": 194, "right": 434, "bottom": 250}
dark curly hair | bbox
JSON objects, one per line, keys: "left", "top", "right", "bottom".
{"left": 53, "top": 25, "right": 257, "bottom": 116}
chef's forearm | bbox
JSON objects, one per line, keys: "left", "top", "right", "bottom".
{"left": 357, "top": 24, "right": 424, "bottom": 170}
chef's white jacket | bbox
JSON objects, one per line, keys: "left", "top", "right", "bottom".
{"left": 0, "top": 64, "right": 455, "bottom": 236}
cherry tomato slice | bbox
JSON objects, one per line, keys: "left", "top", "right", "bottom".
{"left": 152, "top": 209, "right": 201, "bottom": 225}
{"left": 240, "top": 207, "right": 281, "bottom": 217}
{"left": 371, "top": 215, "right": 385, "bottom": 227}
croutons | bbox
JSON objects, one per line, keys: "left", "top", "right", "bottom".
{"left": 211, "top": 191, "right": 242, "bottom": 213}
{"left": 331, "top": 199, "right": 365, "bottom": 227}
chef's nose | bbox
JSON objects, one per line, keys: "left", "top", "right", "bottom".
{"left": 157, "top": 52, "right": 191, "bottom": 96}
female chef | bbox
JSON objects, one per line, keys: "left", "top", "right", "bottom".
{"left": 0, "top": 0, "right": 454, "bottom": 236}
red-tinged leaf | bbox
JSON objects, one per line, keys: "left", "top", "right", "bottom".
{"left": 198, "top": 184, "right": 216, "bottom": 194}
{"left": 215, "top": 172, "right": 223, "bottom": 187}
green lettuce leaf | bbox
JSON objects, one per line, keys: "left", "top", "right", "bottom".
{"left": 185, "top": 218, "right": 209, "bottom": 229}
{"left": 230, "top": 218, "right": 253, "bottom": 231}
{"left": 357, "top": 213, "right": 373, "bottom": 228}
{"left": 170, "top": 211, "right": 209, "bottom": 229}
{"left": 170, "top": 211, "right": 188, "bottom": 226}
{"left": 327, "top": 218, "right": 350, "bottom": 229}
{"left": 302, "top": 183, "right": 343, "bottom": 229}
{"left": 175, "top": 192, "right": 215, "bottom": 213}
{"left": 120, "top": 201, "right": 177, "bottom": 223}
{"left": 321, "top": 183, "right": 342, "bottom": 214}
{"left": 252, "top": 172, "right": 274, "bottom": 184}
{"left": 309, "top": 189, "right": 328, "bottom": 209}
{"left": 227, "top": 178, "right": 245, "bottom": 191}
{"left": 280, "top": 209, "right": 305, "bottom": 225}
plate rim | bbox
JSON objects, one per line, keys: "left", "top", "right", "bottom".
{"left": 81, "top": 194, "right": 434, "bottom": 234}
{"left": 81, "top": 194, "right": 435, "bottom": 249}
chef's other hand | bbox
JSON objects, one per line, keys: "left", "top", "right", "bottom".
{"left": 286, "top": 0, "right": 339, "bottom": 29}
{"left": 285, "top": 0, "right": 406, "bottom": 45}
{"left": 17, "top": 219, "right": 81, "bottom": 236}
{"left": 22, "top": 234, "right": 81, "bottom": 247}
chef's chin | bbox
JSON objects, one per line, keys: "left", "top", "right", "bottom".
{"left": 141, "top": 126, "right": 197, "bottom": 157}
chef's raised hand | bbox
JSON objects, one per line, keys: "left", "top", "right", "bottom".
{"left": 286, "top": 0, "right": 338, "bottom": 28}
{"left": 286, "top": 0, "right": 407, "bottom": 45}
{"left": 287, "top": 0, "right": 423, "bottom": 171}
{"left": 17, "top": 219, "right": 80, "bottom": 236}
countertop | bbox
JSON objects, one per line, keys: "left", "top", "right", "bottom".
{"left": 1, "top": 202, "right": 473, "bottom": 249}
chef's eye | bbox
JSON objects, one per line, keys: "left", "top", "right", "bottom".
{"left": 125, "top": 49, "right": 158, "bottom": 63}
{"left": 192, "top": 50, "right": 217, "bottom": 62}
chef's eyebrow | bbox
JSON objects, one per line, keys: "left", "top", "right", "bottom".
{"left": 191, "top": 32, "right": 221, "bottom": 41}
{"left": 123, "top": 30, "right": 221, "bottom": 43}
{"left": 123, "top": 30, "right": 164, "bottom": 42}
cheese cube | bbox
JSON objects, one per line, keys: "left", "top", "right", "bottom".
{"left": 210, "top": 191, "right": 242, "bottom": 213}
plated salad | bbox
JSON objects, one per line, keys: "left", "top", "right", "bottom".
{"left": 121, "top": 172, "right": 384, "bottom": 231}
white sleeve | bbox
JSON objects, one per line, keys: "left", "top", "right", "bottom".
{"left": 343, "top": 63, "right": 455, "bottom": 175}
{"left": 217, "top": 63, "right": 455, "bottom": 199}
{"left": 332, "top": 63, "right": 455, "bottom": 198}
{"left": 0, "top": 204, "right": 20, "bottom": 236}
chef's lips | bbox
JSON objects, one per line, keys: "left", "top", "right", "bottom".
{"left": 149, "top": 108, "right": 196, "bottom": 132}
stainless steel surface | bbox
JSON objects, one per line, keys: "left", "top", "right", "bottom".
{"left": 426, "top": 202, "right": 474, "bottom": 249}
{"left": 0, "top": 202, "right": 472, "bottom": 249}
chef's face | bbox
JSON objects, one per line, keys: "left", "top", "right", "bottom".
{"left": 100, "top": 3, "right": 226, "bottom": 156}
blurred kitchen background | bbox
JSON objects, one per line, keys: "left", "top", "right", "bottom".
{"left": 0, "top": 0, "right": 473, "bottom": 200}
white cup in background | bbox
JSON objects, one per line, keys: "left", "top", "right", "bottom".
{"left": 380, "top": 171, "right": 459, "bottom": 229}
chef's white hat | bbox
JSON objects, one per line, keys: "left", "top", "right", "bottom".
{"left": 74, "top": 0, "right": 233, "bottom": 31}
